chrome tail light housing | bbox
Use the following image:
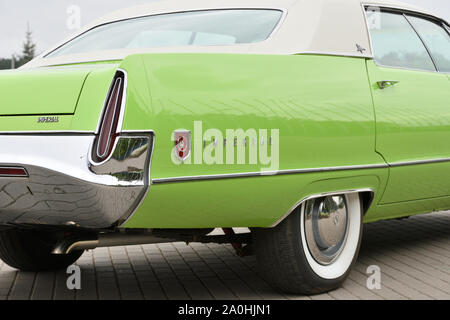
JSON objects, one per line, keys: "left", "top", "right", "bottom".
{"left": 92, "top": 70, "right": 126, "bottom": 163}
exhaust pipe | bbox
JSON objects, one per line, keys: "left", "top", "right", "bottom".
{"left": 52, "top": 230, "right": 253, "bottom": 255}
{"left": 52, "top": 232, "right": 176, "bottom": 255}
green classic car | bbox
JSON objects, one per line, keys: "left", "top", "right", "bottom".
{"left": 0, "top": 0, "right": 449, "bottom": 295}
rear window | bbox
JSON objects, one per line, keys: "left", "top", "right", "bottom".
{"left": 46, "top": 9, "right": 283, "bottom": 57}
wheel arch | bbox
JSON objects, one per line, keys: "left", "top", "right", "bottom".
{"left": 270, "top": 188, "right": 375, "bottom": 228}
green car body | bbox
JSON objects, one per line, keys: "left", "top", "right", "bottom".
{"left": 1, "top": 52, "right": 448, "bottom": 229}
{"left": 0, "top": 0, "right": 448, "bottom": 294}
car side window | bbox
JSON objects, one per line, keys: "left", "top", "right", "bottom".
{"left": 366, "top": 11, "right": 436, "bottom": 72}
{"left": 406, "top": 15, "right": 450, "bottom": 73}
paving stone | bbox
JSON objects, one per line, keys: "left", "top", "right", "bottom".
{"left": 8, "top": 272, "right": 35, "bottom": 300}
{"left": 0, "top": 212, "right": 448, "bottom": 300}
{"left": 31, "top": 272, "right": 55, "bottom": 300}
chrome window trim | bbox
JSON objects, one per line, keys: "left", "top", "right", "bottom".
{"left": 404, "top": 13, "right": 450, "bottom": 74}
{"left": 361, "top": 2, "right": 449, "bottom": 28}
{"left": 403, "top": 14, "right": 438, "bottom": 72}
{"left": 444, "top": 23, "right": 450, "bottom": 35}
{"left": 265, "top": 8, "right": 288, "bottom": 43}
{"left": 44, "top": 8, "right": 288, "bottom": 58}
{"left": 369, "top": 62, "right": 450, "bottom": 75}
{"left": 361, "top": 3, "right": 450, "bottom": 74}
{"left": 294, "top": 51, "right": 373, "bottom": 59}
{"left": 271, "top": 188, "right": 375, "bottom": 228}
{"left": 361, "top": 2, "right": 375, "bottom": 61}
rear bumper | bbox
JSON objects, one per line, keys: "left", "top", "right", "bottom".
{"left": 0, "top": 132, "right": 153, "bottom": 229}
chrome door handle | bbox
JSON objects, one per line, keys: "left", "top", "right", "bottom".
{"left": 377, "top": 80, "right": 400, "bottom": 89}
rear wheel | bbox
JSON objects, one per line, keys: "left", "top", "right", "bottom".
{"left": 0, "top": 229, "right": 84, "bottom": 271}
{"left": 253, "top": 193, "right": 363, "bottom": 294}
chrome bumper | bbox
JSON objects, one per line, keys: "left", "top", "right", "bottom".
{"left": 0, "top": 132, "right": 153, "bottom": 229}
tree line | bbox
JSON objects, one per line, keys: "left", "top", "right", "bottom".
{"left": 0, "top": 24, "right": 36, "bottom": 70}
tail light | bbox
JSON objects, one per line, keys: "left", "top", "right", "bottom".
{"left": 93, "top": 71, "right": 125, "bottom": 163}
{"left": 0, "top": 167, "right": 28, "bottom": 177}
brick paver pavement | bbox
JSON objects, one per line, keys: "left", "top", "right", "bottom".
{"left": 0, "top": 212, "right": 449, "bottom": 300}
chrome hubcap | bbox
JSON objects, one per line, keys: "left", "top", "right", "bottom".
{"left": 304, "top": 195, "right": 349, "bottom": 265}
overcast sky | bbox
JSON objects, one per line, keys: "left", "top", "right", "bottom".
{"left": 0, "top": 0, "right": 449, "bottom": 58}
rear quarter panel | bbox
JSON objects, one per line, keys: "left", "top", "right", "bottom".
{"left": 118, "top": 53, "right": 388, "bottom": 228}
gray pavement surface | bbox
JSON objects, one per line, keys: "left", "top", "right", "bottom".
{"left": 0, "top": 212, "right": 449, "bottom": 300}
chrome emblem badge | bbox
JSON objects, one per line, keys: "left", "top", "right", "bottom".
{"left": 356, "top": 44, "right": 366, "bottom": 54}
{"left": 37, "top": 116, "right": 59, "bottom": 123}
{"left": 174, "top": 131, "right": 191, "bottom": 162}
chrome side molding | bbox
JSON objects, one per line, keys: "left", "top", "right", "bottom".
{"left": 152, "top": 156, "right": 450, "bottom": 185}
{"left": 151, "top": 164, "right": 388, "bottom": 184}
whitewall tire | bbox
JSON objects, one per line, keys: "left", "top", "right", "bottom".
{"left": 253, "top": 193, "right": 363, "bottom": 294}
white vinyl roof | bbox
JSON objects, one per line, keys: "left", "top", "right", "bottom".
{"left": 24, "top": 0, "right": 445, "bottom": 68}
